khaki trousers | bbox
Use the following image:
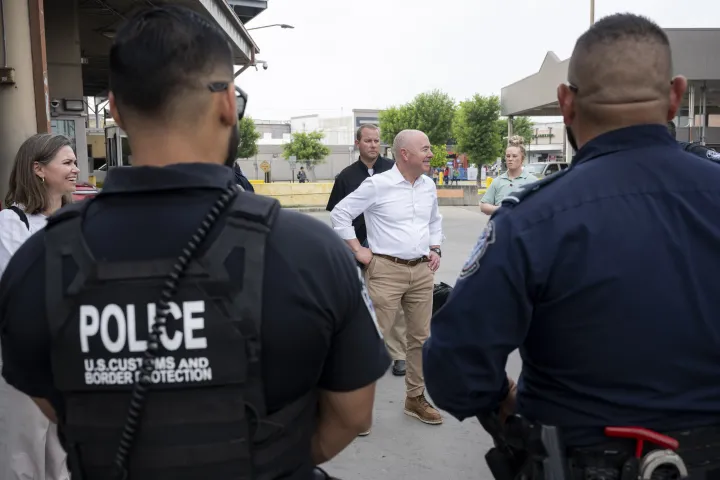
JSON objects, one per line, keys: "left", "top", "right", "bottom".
{"left": 365, "top": 255, "right": 434, "bottom": 397}
{"left": 385, "top": 308, "right": 407, "bottom": 361}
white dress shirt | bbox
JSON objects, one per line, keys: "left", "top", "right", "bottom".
{"left": 0, "top": 205, "right": 48, "bottom": 279}
{"left": 0, "top": 205, "right": 69, "bottom": 480}
{"left": 331, "top": 164, "right": 443, "bottom": 260}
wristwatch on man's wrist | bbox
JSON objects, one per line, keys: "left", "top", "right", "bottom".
{"left": 430, "top": 247, "right": 442, "bottom": 257}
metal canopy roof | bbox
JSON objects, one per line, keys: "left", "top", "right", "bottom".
{"left": 78, "top": 0, "right": 260, "bottom": 97}
{"left": 501, "top": 29, "right": 720, "bottom": 117}
{"left": 227, "top": 0, "right": 268, "bottom": 23}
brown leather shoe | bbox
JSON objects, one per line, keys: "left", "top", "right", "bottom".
{"left": 404, "top": 394, "right": 442, "bottom": 425}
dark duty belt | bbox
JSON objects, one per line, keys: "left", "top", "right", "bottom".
{"left": 374, "top": 253, "right": 429, "bottom": 266}
{"left": 480, "top": 413, "right": 720, "bottom": 480}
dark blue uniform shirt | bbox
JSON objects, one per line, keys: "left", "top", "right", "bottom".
{"left": 424, "top": 124, "right": 720, "bottom": 446}
{"left": 0, "top": 163, "right": 390, "bottom": 421}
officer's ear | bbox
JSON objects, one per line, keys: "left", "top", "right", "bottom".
{"left": 557, "top": 84, "right": 576, "bottom": 126}
{"left": 218, "top": 85, "right": 237, "bottom": 127}
{"left": 108, "top": 92, "right": 125, "bottom": 131}
{"left": 668, "top": 76, "right": 688, "bottom": 121}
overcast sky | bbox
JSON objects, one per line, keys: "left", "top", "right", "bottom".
{"left": 237, "top": 0, "right": 720, "bottom": 122}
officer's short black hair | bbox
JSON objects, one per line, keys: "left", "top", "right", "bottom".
{"left": 574, "top": 13, "right": 670, "bottom": 59}
{"left": 109, "top": 5, "right": 233, "bottom": 120}
{"left": 570, "top": 13, "right": 672, "bottom": 85}
{"left": 569, "top": 13, "right": 673, "bottom": 124}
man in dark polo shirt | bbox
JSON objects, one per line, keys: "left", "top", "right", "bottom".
{"left": 327, "top": 124, "right": 407, "bottom": 382}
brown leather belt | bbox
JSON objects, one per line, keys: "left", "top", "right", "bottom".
{"left": 374, "top": 253, "right": 429, "bottom": 266}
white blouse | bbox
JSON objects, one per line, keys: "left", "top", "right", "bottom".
{"left": 0, "top": 205, "right": 48, "bottom": 279}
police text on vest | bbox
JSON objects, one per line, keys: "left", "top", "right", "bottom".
{"left": 79, "top": 301, "right": 207, "bottom": 353}
{"left": 79, "top": 301, "right": 214, "bottom": 386}
{"left": 83, "top": 356, "right": 213, "bottom": 386}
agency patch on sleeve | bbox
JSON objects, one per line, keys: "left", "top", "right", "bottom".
{"left": 459, "top": 220, "right": 496, "bottom": 279}
{"left": 708, "top": 150, "right": 720, "bottom": 161}
{"left": 357, "top": 266, "right": 383, "bottom": 339}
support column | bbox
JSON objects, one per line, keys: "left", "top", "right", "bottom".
{"left": 0, "top": 0, "right": 38, "bottom": 205}
{"left": 507, "top": 115, "right": 514, "bottom": 139}
{"left": 701, "top": 83, "right": 707, "bottom": 144}
{"left": 688, "top": 84, "right": 695, "bottom": 143}
{"left": 45, "top": 0, "right": 88, "bottom": 183}
{"left": 28, "top": 0, "right": 50, "bottom": 134}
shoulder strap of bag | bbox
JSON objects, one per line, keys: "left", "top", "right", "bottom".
{"left": 8, "top": 206, "right": 29, "bottom": 230}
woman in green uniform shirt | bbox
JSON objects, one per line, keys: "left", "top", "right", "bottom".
{"left": 480, "top": 136, "right": 538, "bottom": 215}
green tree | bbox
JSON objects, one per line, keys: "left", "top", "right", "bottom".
{"left": 452, "top": 94, "right": 501, "bottom": 166}
{"left": 379, "top": 90, "right": 456, "bottom": 146}
{"left": 495, "top": 116, "right": 535, "bottom": 149}
{"left": 378, "top": 106, "right": 413, "bottom": 145}
{"left": 282, "top": 131, "right": 331, "bottom": 181}
{"left": 410, "top": 90, "right": 456, "bottom": 145}
{"left": 431, "top": 145, "right": 448, "bottom": 169}
{"left": 237, "top": 116, "right": 261, "bottom": 159}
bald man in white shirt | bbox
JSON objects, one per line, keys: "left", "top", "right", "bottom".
{"left": 331, "top": 129, "right": 444, "bottom": 426}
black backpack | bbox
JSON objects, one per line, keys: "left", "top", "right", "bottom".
{"left": 680, "top": 141, "right": 720, "bottom": 162}
{"left": 432, "top": 282, "right": 453, "bottom": 315}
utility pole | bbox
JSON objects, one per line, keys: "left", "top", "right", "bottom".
{"left": 590, "top": 0, "right": 595, "bottom": 25}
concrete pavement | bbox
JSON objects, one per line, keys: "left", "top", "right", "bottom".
{"left": 303, "top": 207, "right": 522, "bottom": 480}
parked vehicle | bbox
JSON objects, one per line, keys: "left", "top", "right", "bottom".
{"left": 72, "top": 182, "right": 99, "bottom": 202}
{"left": 525, "top": 162, "right": 569, "bottom": 179}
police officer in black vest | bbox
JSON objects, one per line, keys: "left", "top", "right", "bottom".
{"left": 0, "top": 5, "right": 389, "bottom": 480}
{"left": 667, "top": 120, "right": 720, "bottom": 162}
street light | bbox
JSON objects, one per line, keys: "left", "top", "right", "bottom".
{"left": 246, "top": 24, "right": 295, "bottom": 31}
{"left": 590, "top": 0, "right": 595, "bottom": 25}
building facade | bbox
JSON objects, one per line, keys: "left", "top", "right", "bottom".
{"left": 0, "top": 0, "right": 262, "bottom": 204}
{"left": 500, "top": 29, "right": 720, "bottom": 162}
{"left": 243, "top": 109, "right": 386, "bottom": 181}
{"left": 527, "top": 121, "right": 565, "bottom": 162}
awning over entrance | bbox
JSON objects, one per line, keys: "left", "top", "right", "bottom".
{"left": 227, "top": 0, "right": 268, "bottom": 23}
{"left": 79, "top": 0, "right": 261, "bottom": 97}
{"left": 500, "top": 29, "right": 720, "bottom": 118}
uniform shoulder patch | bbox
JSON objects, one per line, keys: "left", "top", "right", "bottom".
{"left": 357, "top": 266, "right": 383, "bottom": 339}
{"left": 707, "top": 149, "right": 720, "bottom": 161}
{"left": 459, "top": 220, "right": 496, "bottom": 279}
{"left": 500, "top": 168, "right": 569, "bottom": 208}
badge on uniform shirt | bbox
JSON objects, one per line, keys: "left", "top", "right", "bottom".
{"left": 708, "top": 150, "right": 720, "bottom": 161}
{"left": 459, "top": 220, "right": 496, "bottom": 279}
{"left": 357, "top": 266, "right": 383, "bottom": 339}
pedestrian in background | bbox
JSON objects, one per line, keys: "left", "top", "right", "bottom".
{"left": 297, "top": 166, "right": 308, "bottom": 183}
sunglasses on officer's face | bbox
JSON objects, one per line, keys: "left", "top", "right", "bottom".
{"left": 207, "top": 82, "right": 248, "bottom": 121}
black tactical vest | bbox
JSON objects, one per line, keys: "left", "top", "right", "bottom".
{"left": 44, "top": 192, "right": 318, "bottom": 480}
{"left": 679, "top": 141, "right": 720, "bottom": 162}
